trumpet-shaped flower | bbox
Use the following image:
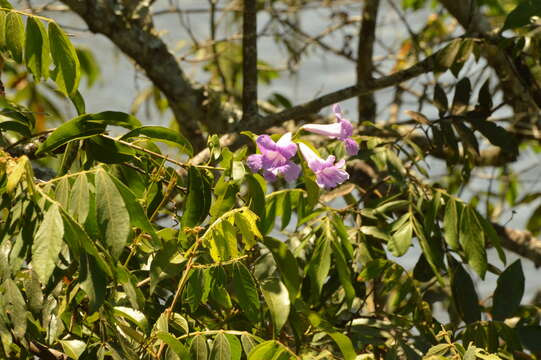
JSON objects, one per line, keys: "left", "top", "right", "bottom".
{"left": 246, "top": 133, "right": 301, "bottom": 182}
{"left": 298, "top": 142, "right": 349, "bottom": 190}
{"left": 301, "top": 104, "right": 359, "bottom": 155}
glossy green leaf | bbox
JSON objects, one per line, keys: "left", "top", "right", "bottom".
{"left": 49, "top": 21, "right": 80, "bottom": 96}
{"left": 95, "top": 169, "right": 130, "bottom": 259}
{"left": 232, "top": 262, "right": 260, "bottom": 322}
{"left": 262, "top": 236, "right": 300, "bottom": 301}
{"left": 5, "top": 12, "right": 24, "bottom": 63}
{"left": 36, "top": 114, "right": 105, "bottom": 155}
{"left": 70, "top": 90, "right": 86, "bottom": 115}
{"left": 248, "top": 341, "right": 288, "bottom": 360}
{"left": 59, "top": 339, "right": 86, "bottom": 359}
{"left": 260, "top": 278, "right": 290, "bottom": 332}
{"left": 91, "top": 111, "right": 141, "bottom": 129}
{"left": 31, "top": 204, "right": 64, "bottom": 284}
{"left": 25, "top": 17, "right": 50, "bottom": 80}
{"left": 492, "top": 260, "right": 524, "bottom": 321}
{"left": 0, "top": 120, "right": 31, "bottom": 137}
{"left": 121, "top": 126, "right": 193, "bottom": 156}
{"left": 224, "top": 334, "right": 241, "bottom": 360}
{"left": 182, "top": 166, "right": 212, "bottom": 228}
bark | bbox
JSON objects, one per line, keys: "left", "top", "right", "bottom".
{"left": 242, "top": 0, "right": 258, "bottom": 122}
{"left": 60, "top": 0, "right": 236, "bottom": 150}
{"left": 357, "top": 0, "right": 379, "bottom": 123}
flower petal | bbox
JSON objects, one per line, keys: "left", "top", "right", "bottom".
{"left": 256, "top": 135, "right": 277, "bottom": 153}
{"left": 332, "top": 103, "right": 343, "bottom": 117}
{"left": 302, "top": 123, "right": 342, "bottom": 139}
{"left": 276, "top": 132, "right": 298, "bottom": 159}
{"left": 299, "top": 143, "right": 324, "bottom": 171}
{"left": 262, "top": 150, "right": 288, "bottom": 169}
{"left": 262, "top": 170, "right": 277, "bottom": 182}
{"left": 279, "top": 162, "right": 301, "bottom": 182}
{"left": 246, "top": 154, "right": 263, "bottom": 173}
{"left": 316, "top": 166, "right": 350, "bottom": 189}
{"left": 338, "top": 118, "right": 354, "bottom": 138}
{"left": 343, "top": 138, "right": 359, "bottom": 156}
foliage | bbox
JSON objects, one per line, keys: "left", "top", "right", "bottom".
{"left": 0, "top": 1, "right": 541, "bottom": 360}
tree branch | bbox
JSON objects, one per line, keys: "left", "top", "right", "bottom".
{"left": 357, "top": 0, "right": 379, "bottom": 123}
{"left": 59, "top": 0, "right": 236, "bottom": 150}
{"left": 242, "top": 0, "right": 258, "bottom": 122}
{"left": 493, "top": 223, "right": 541, "bottom": 268}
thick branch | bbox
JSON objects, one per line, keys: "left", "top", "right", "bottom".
{"left": 242, "top": 0, "right": 258, "bottom": 122}
{"left": 493, "top": 223, "right": 541, "bottom": 268}
{"left": 60, "top": 0, "right": 235, "bottom": 150}
{"left": 253, "top": 52, "right": 437, "bottom": 129}
{"left": 357, "top": 0, "right": 379, "bottom": 122}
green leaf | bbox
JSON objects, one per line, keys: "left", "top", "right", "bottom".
{"left": 260, "top": 278, "right": 290, "bottom": 333}
{"left": 185, "top": 268, "right": 211, "bottom": 312}
{"left": 0, "top": 0, "right": 13, "bottom": 9}
{"left": 5, "top": 12, "right": 24, "bottom": 63}
{"left": 0, "top": 12, "right": 6, "bottom": 49}
{"left": 25, "top": 17, "right": 50, "bottom": 80}
{"left": 182, "top": 166, "right": 212, "bottom": 228}
{"left": 246, "top": 174, "right": 266, "bottom": 224}
{"left": 156, "top": 332, "right": 190, "bottom": 359}
{"left": 36, "top": 114, "right": 105, "bottom": 155}
{"left": 459, "top": 206, "right": 487, "bottom": 279}
{"left": 0, "top": 120, "right": 31, "bottom": 137}
{"left": 492, "top": 260, "right": 524, "bottom": 321}
{"left": 388, "top": 216, "right": 413, "bottom": 257}
{"left": 70, "top": 90, "right": 86, "bottom": 115}
{"left": 434, "top": 84, "right": 448, "bottom": 116}
{"left": 241, "top": 334, "right": 259, "bottom": 357}
{"left": 451, "top": 262, "right": 481, "bottom": 324}
{"left": 451, "top": 78, "right": 471, "bottom": 115}
{"left": 502, "top": 0, "right": 541, "bottom": 30}
{"left": 31, "top": 204, "right": 64, "bottom": 284}
{"left": 210, "top": 333, "right": 231, "bottom": 360}
{"left": 443, "top": 197, "right": 459, "bottom": 251}
{"left": 307, "top": 236, "right": 331, "bottom": 298}
{"left": 248, "top": 341, "right": 288, "bottom": 360}
{"left": 76, "top": 47, "right": 100, "bottom": 87}
{"left": 471, "top": 119, "right": 517, "bottom": 155}
{"left": 232, "top": 263, "right": 260, "bottom": 323}
{"left": 49, "top": 21, "right": 80, "bottom": 96}
{"left": 307, "top": 313, "right": 356, "bottom": 360}
{"left": 91, "top": 111, "right": 141, "bottom": 129}
{"left": 234, "top": 209, "right": 262, "bottom": 249}
{"left": 190, "top": 335, "right": 208, "bottom": 360}
{"left": 69, "top": 173, "right": 89, "bottom": 223}
{"left": 108, "top": 173, "right": 158, "bottom": 244}
{"left": 79, "top": 252, "right": 107, "bottom": 313}
{"left": 527, "top": 203, "right": 541, "bottom": 235}
{"left": 330, "top": 236, "right": 355, "bottom": 307}
{"left": 262, "top": 236, "right": 301, "bottom": 301}
{"left": 121, "top": 126, "right": 193, "bottom": 156}
{"left": 210, "top": 182, "right": 238, "bottom": 221}
{"left": 224, "top": 334, "right": 241, "bottom": 360}
{"left": 435, "top": 39, "right": 461, "bottom": 71}
{"left": 59, "top": 339, "right": 86, "bottom": 359}
{"left": 3, "top": 278, "right": 26, "bottom": 339}
{"left": 95, "top": 169, "right": 131, "bottom": 259}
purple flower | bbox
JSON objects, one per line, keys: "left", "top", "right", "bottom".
{"left": 298, "top": 142, "right": 349, "bottom": 190}
{"left": 301, "top": 104, "right": 359, "bottom": 156}
{"left": 246, "top": 132, "right": 301, "bottom": 182}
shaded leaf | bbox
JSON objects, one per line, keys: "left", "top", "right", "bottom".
{"left": 261, "top": 278, "right": 290, "bottom": 332}
{"left": 210, "top": 333, "right": 231, "bottom": 360}
{"left": 5, "top": 12, "right": 24, "bottom": 63}
{"left": 121, "top": 126, "right": 193, "bottom": 156}
{"left": 262, "top": 236, "right": 301, "bottom": 301}
{"left": 492, "top": 260, "right": 524, "bottom": 321}
{"left": 25, "top": 17, "right": 50, "bottom": 80}
{"left": 232, "top": 263, "right": 260, "bottom": 323}
{"left": 182, "top": 166, "right": 212, "bottom": 228}
{"left": 451, "top": 262, "right": 481, "bottom": 324}
{"left": 49, "top": 21, "right": 80, "bottom": 96}
{"left": 31, "top": 204, "right": 64, "bottom": 284}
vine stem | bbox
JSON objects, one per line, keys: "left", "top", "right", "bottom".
{"left": 0, "top": 7, "right": 56, "bottom": 22}
{"left": 155, "top": 233, "right": 203, "bottom": 359}
{"left": 100, "top": 134, "right": 225, "bottom": 171}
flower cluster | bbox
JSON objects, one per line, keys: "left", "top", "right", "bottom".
{"left": 246, "top": 104, "right": 358, "bottom": 190}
